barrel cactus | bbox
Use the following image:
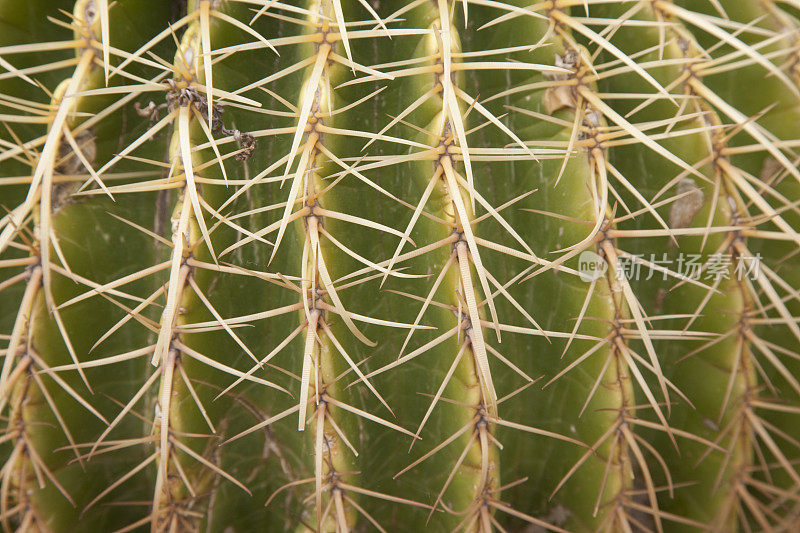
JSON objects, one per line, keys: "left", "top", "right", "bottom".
{"left": 2, "top": 0, "right": 800, "bottom": 531}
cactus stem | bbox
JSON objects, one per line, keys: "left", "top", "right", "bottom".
{"left": 2, "top": 0, "right": 800, "bottom": 530}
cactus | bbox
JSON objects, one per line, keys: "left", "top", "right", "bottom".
{"left": 1, "top": 0, "right": 800, "bottom": 531}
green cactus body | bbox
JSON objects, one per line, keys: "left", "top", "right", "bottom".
{"left": 372, "top": 3, "right": 502, "bottom": 528}
{"left": 0, "top": 1, "right": 174, "bottom": 531}
{"left": 584, "top": 3, "right": 747, "bottom": 531}
{"left": 2, "top": 1, "right": 800, "bottom": 532}
{"left": 692, "top": 1, "right": 800, "bottom": 512}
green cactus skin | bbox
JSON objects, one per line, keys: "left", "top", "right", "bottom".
{"left": 705, "top": 1, "right": 800, "bottom": 526}
{"left": 587, "top": 3, "right": 750, "bottom": 531}
{"left": 1, "top": 1, "right": 800, "bottom": 532}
